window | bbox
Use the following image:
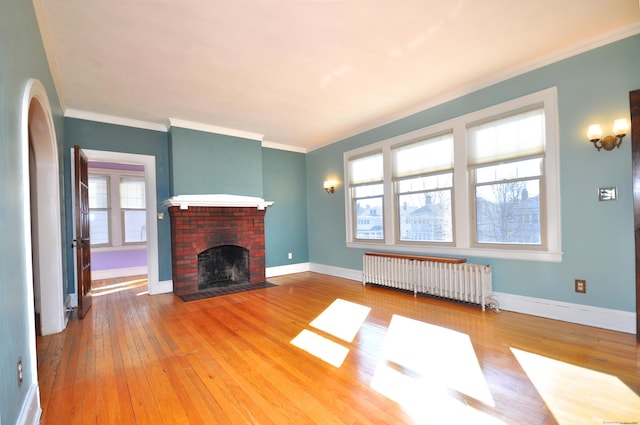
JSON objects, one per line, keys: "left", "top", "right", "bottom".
{"left": 120, "top": 177, "right": 147, "bottom": 244}
{"left": 467, "top": 107, "right": 545, "bottom": 246}
{"left": 393, "top": 133, "right": 454, "bottom": 243}
{"left": 344, "top": 87, "right": 561, "bottom": 262}
{"left": 348, "top": 152, "right": 384, "bottom": 240}
{"left": 88, "top": 167, "right": 147, "bottom": 248}
{"left": 88, "top": 175, "right": 110, "bottom": 246}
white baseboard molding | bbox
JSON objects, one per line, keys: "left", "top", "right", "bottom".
{"left": 91, "top": 266, "right": 148, "bottom": 280}
{"left": 149, "top": 279, "right": 173, "bottom": 295}
{"left": 17, "top": 384, "right": 41, "bottom": 425}
{"left": 309, "top": 263, "right": 362, "bottom": 282}
{"left": 493, "top": 292, "right": 636, "bottom": 334}
{"left": 297, "top": 264, "right": 636, "bottom": 334}
{"left": 266, "top": 262, "right": 311, "bottom": 278}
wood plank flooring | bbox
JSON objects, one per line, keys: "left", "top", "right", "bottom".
{"left": 37, "top": 272, "right": 640, "bottom": 424}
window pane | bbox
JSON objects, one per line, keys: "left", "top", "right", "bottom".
{"left": 355, "top": 197, "right": 383, "bottom": 240}
{"left": 120, "top": 178, "right": 146, "bottom": 209}
{"left": 349, "top": 153, "right": 383, "bottom": 185}
{"left": 468, "top": 107, "right": 545, "bottom": 166}
{"left": 89, "top": 210, "right": 109, "bottom": 245}
{"left": 399, "top": 190, "right": 452, "bottom": 242}
{"left": 475, "top": 158, "right": 542, "bottom": 184}
{"left": 88, "top": 175, "right": 109, "bottom": 209}
{"left": 397, "top": 173, "right": 452, "bottom": 193}
{"left": 353, "top": 183, "right": 383, "bottom": 198}
{"left": 392, "top": 133, "right": 453, "bottom": 178}
{"left": 123, "top": 210, "right": 147, "bottom": 243}
{"left": 475, "top": 179, "right": 541, "bottom": 244}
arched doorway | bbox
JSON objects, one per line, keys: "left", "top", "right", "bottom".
{"left": 22, "top": 79, "right": 66, "bottom": 337}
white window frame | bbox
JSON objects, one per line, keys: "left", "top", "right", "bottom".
{"left": 344, "top": 87, "right": 561, "bottom": 262}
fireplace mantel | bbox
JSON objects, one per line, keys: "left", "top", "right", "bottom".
{"left": 164, "top": 194, "right": 274, "bottom": 210}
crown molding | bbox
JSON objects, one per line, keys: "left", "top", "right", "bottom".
{"left": 262, "top": 140, "right": 307, "bottom": 154}
{"left": 168, "top": 118, "right": 264, "bottom": 141}
{"left": 65, "top": 109, "right": 167, "bottom": 132}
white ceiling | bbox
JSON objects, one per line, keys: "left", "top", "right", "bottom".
{"left": 33, "top": 0, "right": 640, "bottom": 152}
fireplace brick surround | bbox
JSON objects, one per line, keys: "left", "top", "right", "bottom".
{"left": 166, "top": 195, "right": 272, "bottom": 296}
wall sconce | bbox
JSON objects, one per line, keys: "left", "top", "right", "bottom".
{"left": 323, "top": 180, "right": 336, "bottom": 194}
{"left": 587, "top": 118, "right": 629, "bottom": 151}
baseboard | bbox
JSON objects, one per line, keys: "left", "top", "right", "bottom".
{"left": 16, "top": 384, "right": 41, "bottom": 425}
{"left": 266, "top": 262, "right": 311, "bottom": 278}
{"left": 149, "top": 279, "right": 173, "bottom": 295}
{"left": 493, "top": 292, "right": 636, "bottom": 334}
{"left": 91, "top": 266, "right": 148, "bottom": 280}
{"left": 308, "top": 263, "right": 362, "bottom": 282}
{"left": 299, "top": 264, "right": 636, "bottom": 334}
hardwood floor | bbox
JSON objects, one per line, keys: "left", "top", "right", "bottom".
{"left": 37, "top": 272, "right": 640, "bottom": 424}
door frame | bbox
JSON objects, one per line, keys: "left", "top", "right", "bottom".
{"left": 70, "top": 149, "right": 160, "bottom": 295}
{"left": 22, "top": 79, "right": 66, "bottom": 337}
{"left": 630, "top": 88, "right": 640, "bottom": 340}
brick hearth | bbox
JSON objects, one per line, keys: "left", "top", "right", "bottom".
{"left": 168, "top": 206, "right": 267, "bottom": 296}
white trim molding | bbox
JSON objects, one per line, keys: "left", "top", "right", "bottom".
{"left": 91, "top": 266, "right": 149, "bottom": 281}
{"left": 266, "top": 262, "right": 311, "bottom": 278}
{"left": 16, "top": 384, "right": 41, "bottom": 425}
{"left": 65, "top": 109, "right": 167, "bottom": 132}
{"left": 299, "top": 264, "right": 635, "bottom": 334}
{"left": 154, "top": 280, "right": 173, "bottom": 295}
{"left": 168, "top": 118, "right": 264, "bottom": 141}
{"left": 493, "top": 292, "right": 636, "bottom": 334}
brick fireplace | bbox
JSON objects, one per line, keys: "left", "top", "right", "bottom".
{"left": 166, "top": 195, "right": 273, "bottom": 296}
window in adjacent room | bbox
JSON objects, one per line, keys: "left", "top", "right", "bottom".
{"left": 120, "top": 177, "right": 147, "bottom": 244}
{"left": 88, "top": 175, "right": 110, "bottom": 246}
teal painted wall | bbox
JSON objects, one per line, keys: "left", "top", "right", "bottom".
{"left": 169, "top": 127, "right": 263, "bottom": 197}
{"left": 63, "top": 118, "right": 172, "bottom": 285}
{"left": 263, "top": 148, "right": 309, "bottom": 266}
{"left": 307, "top": 34, "right": 640, "bottom": 313}
{"left": 0, "top": 0, "right": 64, "bottom": 423}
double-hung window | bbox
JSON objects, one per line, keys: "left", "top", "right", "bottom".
{"left": 120, "top": 177, "right": 147, "bottom": 244}
{"left": 467, "top": 107, "right": 545, "bottom": 247}
{"left": 88, "top": 175, "right": 110, "bottom": 246}
{"left": 393, "top": 132, "right": 454, "bottom": 243}
{"left": 344, "top": 87, "right": 560, "bottom": 262}
{"left": 348, "top": 152, "right": 384, "bottom": 240}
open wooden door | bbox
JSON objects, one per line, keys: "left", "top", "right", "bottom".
{"left": 74, "top": 145, "right": 92, "bottom": 318}
{"left": 630, "top": 89, "right": 639, "bottom": 340}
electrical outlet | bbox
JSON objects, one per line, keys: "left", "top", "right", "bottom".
{"left": 287, "top": 252, "right": 293, "bottom": 260}
{"left": 575, "top": 279, "right": 586, "bottom": 293}
{"left": 17, "top": 357, "right": 23, "bottom": 386}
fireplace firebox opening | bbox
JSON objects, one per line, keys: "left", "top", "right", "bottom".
{"left": 198, "top": 245, "right": 249, "bottom": 289}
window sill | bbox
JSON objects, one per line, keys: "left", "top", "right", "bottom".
{"left": 346, "top": 241, "right": 563, "bottom": 263}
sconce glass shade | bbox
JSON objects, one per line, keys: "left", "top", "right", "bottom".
{"left": 324, "top": 180, "right": 336, "bottom": 193}
{"left": 587, "top": 124, "right": 602, "bottom": 141}
{"left": 613, "top": 118, "right": 629, "bottom": 136}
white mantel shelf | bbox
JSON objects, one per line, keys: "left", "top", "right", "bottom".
{"left": 164, "top": 194, "right": 274, "bottom": 210}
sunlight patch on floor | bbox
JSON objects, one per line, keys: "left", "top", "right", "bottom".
{"left": 291, "top": 298, "right": 371, "bottom": 367}
{"left": 511, "top": 347, "right": 640, "bottom": 425}
{"left": 92, "top": 279, "right": 147, "bottom": 297}
{"left": 371, "top": 314, "right": 501, "bottom": 424}
{"left": 378, "top": 314, "right": 494, "bottom": 405}
{"left": 310, "top": 298, "right": 371, "bottom": 342}
{"left": 290, "top": 329, "right": 349, "bottom": 367}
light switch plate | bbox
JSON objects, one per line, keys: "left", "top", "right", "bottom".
{"left": 598, "top": 187, "right": 617, "bottom": 201}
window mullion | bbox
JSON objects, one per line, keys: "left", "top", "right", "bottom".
{"left": 383, "top": 146, "right": 394, "bottom": 244}
{"left": 453, "top": 124, "right": 470, "bottom": 248}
